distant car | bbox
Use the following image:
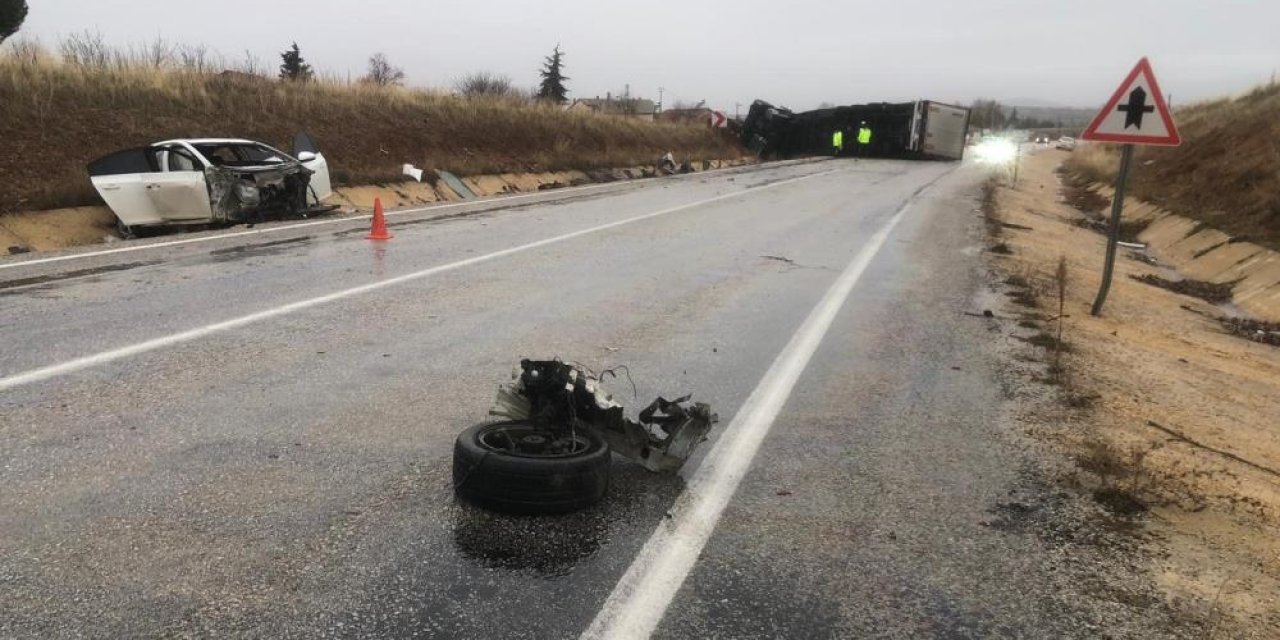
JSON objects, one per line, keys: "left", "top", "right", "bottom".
{"left": 1055, "top": 136, "right": 1077, "bottom": 151}
{"left": 87, "top": 134, "right": 334, "bottom": 234}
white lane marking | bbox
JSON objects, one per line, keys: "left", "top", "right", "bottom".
{"left": 0, "top": 170, "right": 836, "bottom": 392}
{"left": 0, "top": 160, "right": 823, "bottom": 272}
{"left": 580, "top": 189, "right": 921, "bottom": 640}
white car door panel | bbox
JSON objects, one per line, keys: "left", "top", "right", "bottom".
{"left": 87, "top": 147, "right": 168, "bottom": 227}
{"left": 144, "top": 172, "right": 214, "bottom": 221}
{"left": 301, "top": 153, "right": 333, "bottom": 204}
{"left": 90, "top": 174, "right": 165, "bottom": 227}
{"left": 293, "top": 132, "right": 333, "bottom": 204}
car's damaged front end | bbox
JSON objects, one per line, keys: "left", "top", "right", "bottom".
{"left": 205, "top": 161, "right": 314, "bottom": 223}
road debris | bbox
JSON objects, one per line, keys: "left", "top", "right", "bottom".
{"left": 436, "top": 170, "right": 476, "bottom": 199}
{"left": 489, "top": 359, "right": 718, "bottom": 473}
{"left": 402, "top": 163, "right": 425, "bottom": 182}
{"left": 1220, "top": 316, "right": 1280, "bottom": 346}
{"left": 453, "top": 359, "right": 718, "bottom": 513}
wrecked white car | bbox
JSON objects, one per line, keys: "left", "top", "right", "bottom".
{"left": 87, "top": 134, "right": 334, "bottom": 234}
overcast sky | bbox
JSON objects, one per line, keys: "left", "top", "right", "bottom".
{"left": 16, "top": 1, "right": 1280, "bottom": 112}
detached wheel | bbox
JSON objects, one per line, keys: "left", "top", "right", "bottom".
{"left": 453, "top": 421, "right": 611, "bottom": 514}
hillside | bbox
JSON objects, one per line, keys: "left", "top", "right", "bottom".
{"left": 0, "top": 52, "right": 744, "bottom": 214}
{"left": 1065, "top": 82, "right": 1280, "bottom": 250}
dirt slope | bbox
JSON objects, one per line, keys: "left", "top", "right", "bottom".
{"left": 0, "top": 56, "right": 745, "bottom": 213}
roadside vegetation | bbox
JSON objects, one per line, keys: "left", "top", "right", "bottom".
{"left": 1064, "top": 81, "right": 1280, "bottom": 251}
{"left": 0, "top": 34, "right": 743, "bottom": 213}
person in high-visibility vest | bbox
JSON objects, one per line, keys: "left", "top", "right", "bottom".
{"left": 854, "top": 121, "right": 873, "bottom": 159}
{"left": 832, "top": 129, "right": 844, "bottom": 156}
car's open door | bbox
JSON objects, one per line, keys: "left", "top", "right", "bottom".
{"left": 149, "top": 145, "right": 215, "bottom": 221}
{"left": 293, "top": 132, "right": 333, "bottom": 204}
{"left": 87, "top": 148, "right": 168, "bottom": 228}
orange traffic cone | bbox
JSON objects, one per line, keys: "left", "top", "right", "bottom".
{"left": 367, "top": 197, "right": 393, "bottom": 240}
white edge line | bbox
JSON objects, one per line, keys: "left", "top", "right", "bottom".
{"left": 0, "top": 159, "right": 826, "bottom": 272}
{"left": 579, "top": 186, "right": 926, "bottom": 640}
{"left": 0, "top": 169, "right": 837, "bottom": 392}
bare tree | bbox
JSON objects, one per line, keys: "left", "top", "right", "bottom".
{"left": 4, "top": 35, "right": 41, "bottom": 65}
{"left": 970, "top": 98, "right": 1008, "bottom": 130}
{"left": 59, "top": 30, "right": 111, "bottom": 68}
{"left": 363, "top": 52, "right": 405, "bottom": 87}
{"left": 455, "top": 71, "right": 517, "bottom": 98}
{"left": 176, "top": 43, "right": 215, "bottom": 73}
{"left": 139, "top": 37, "right": 173, "bottom": 69}
{"left": 238, "top": 49, "right": 269, "bottom": 77}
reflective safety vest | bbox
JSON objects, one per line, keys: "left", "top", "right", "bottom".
{"left": 832, "top": 130, "right": 844, "bottom": 148}
{"left": 858, "top": 127, "right": 872, "bottom": 144}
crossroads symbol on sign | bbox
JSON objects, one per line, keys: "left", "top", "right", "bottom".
{"left": 1081, "top": 57, "right": 1179, "bottom": 145}
{"left": 1117, "top": 87, "right": 1155, "bottom": 129}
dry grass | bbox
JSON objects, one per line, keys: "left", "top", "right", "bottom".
{"left": 0, "top": 39, "right": 743, "bottom": 212}
{"left": 1062, "top": 81, "right": 1280, "bottom": 251}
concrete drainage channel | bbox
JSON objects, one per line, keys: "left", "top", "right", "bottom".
{"left": 0, "top": 157, "right": 780, "bottom": 258}
{"left": 0, "top": 157, "right": 829, "bottom": 269}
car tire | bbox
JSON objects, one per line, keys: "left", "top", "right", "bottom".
{"left": 453, "top": 421, "right": 611, "bottom": 514}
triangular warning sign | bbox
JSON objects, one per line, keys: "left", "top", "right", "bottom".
{"left": 1081, "top": 57, "right": 1181, "bottom": 146}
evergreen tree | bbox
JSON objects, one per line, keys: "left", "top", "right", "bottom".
{"left": 537, "top": 44, "right": 569, "bottom": 104}
{"left": 0, "top": 0, "right": 28, "bottom": 46}
{"left": 279, "top": 42, "right": 313, "bottom": 82}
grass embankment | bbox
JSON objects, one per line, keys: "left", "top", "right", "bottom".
{"left": 0, "top": 50, "right": 744, "bottom": 213}
{"left": 1064, "top": 82, "right": 1280, "bottom": 250}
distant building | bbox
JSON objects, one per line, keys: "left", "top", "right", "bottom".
{"left": 567, "top": 95, "right": 657, "bottom": 120}
{"left": 658, "top": 107, "right": 714, "bottom": 125}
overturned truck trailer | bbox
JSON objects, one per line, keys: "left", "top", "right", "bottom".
{"left": 743, "top": 99, "right": 971, "bottom": 161}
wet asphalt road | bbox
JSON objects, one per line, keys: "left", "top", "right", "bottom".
{"left": 0, "top": 158, "right": 1122, "bottom": 638}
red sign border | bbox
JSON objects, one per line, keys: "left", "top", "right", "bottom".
{"left": 1081, "top": 57, "right": 1181, "bottom": 146}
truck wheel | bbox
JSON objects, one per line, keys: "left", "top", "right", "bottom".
{"left": 453, "top": 421, "right": 611, "bottom": 514}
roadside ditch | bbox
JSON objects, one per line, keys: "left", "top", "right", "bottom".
{"left": 980, "top": 149, "right": 1280, "bottom": 637}
{"left": 0, "top": 158, "right": 758, "bottom": 256}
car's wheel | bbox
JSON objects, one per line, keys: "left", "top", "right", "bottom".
{"left": 115, "top": 219, "right": 136, "bottom": 240}
{"left": 453, "top": 421, "right": 611, "bottom": 514}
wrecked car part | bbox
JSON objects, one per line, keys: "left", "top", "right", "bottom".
{"left": 206, "top": 164, "right": 312, "bottom": 223}
{"left": 488, "top": 359, "right": 718, "bottom": 474}
{"left": 452, "top": 420, "right": 612, "bottom": 514}
{"left": 402, "top": 163, "right": 425, "bottom": 182}
{"left": 436, "top": 170, "right": 476, "bottom": 199}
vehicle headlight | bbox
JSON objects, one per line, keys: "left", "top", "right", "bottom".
{"left": 976, "top": 139, "right": 1018, "bottom": 164}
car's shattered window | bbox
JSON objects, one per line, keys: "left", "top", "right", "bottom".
{"left": 193, "top": 143, "right": 286, "bottom": 167}
{"left": 85, "top": 147, "right": 161, "bottom": 176}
